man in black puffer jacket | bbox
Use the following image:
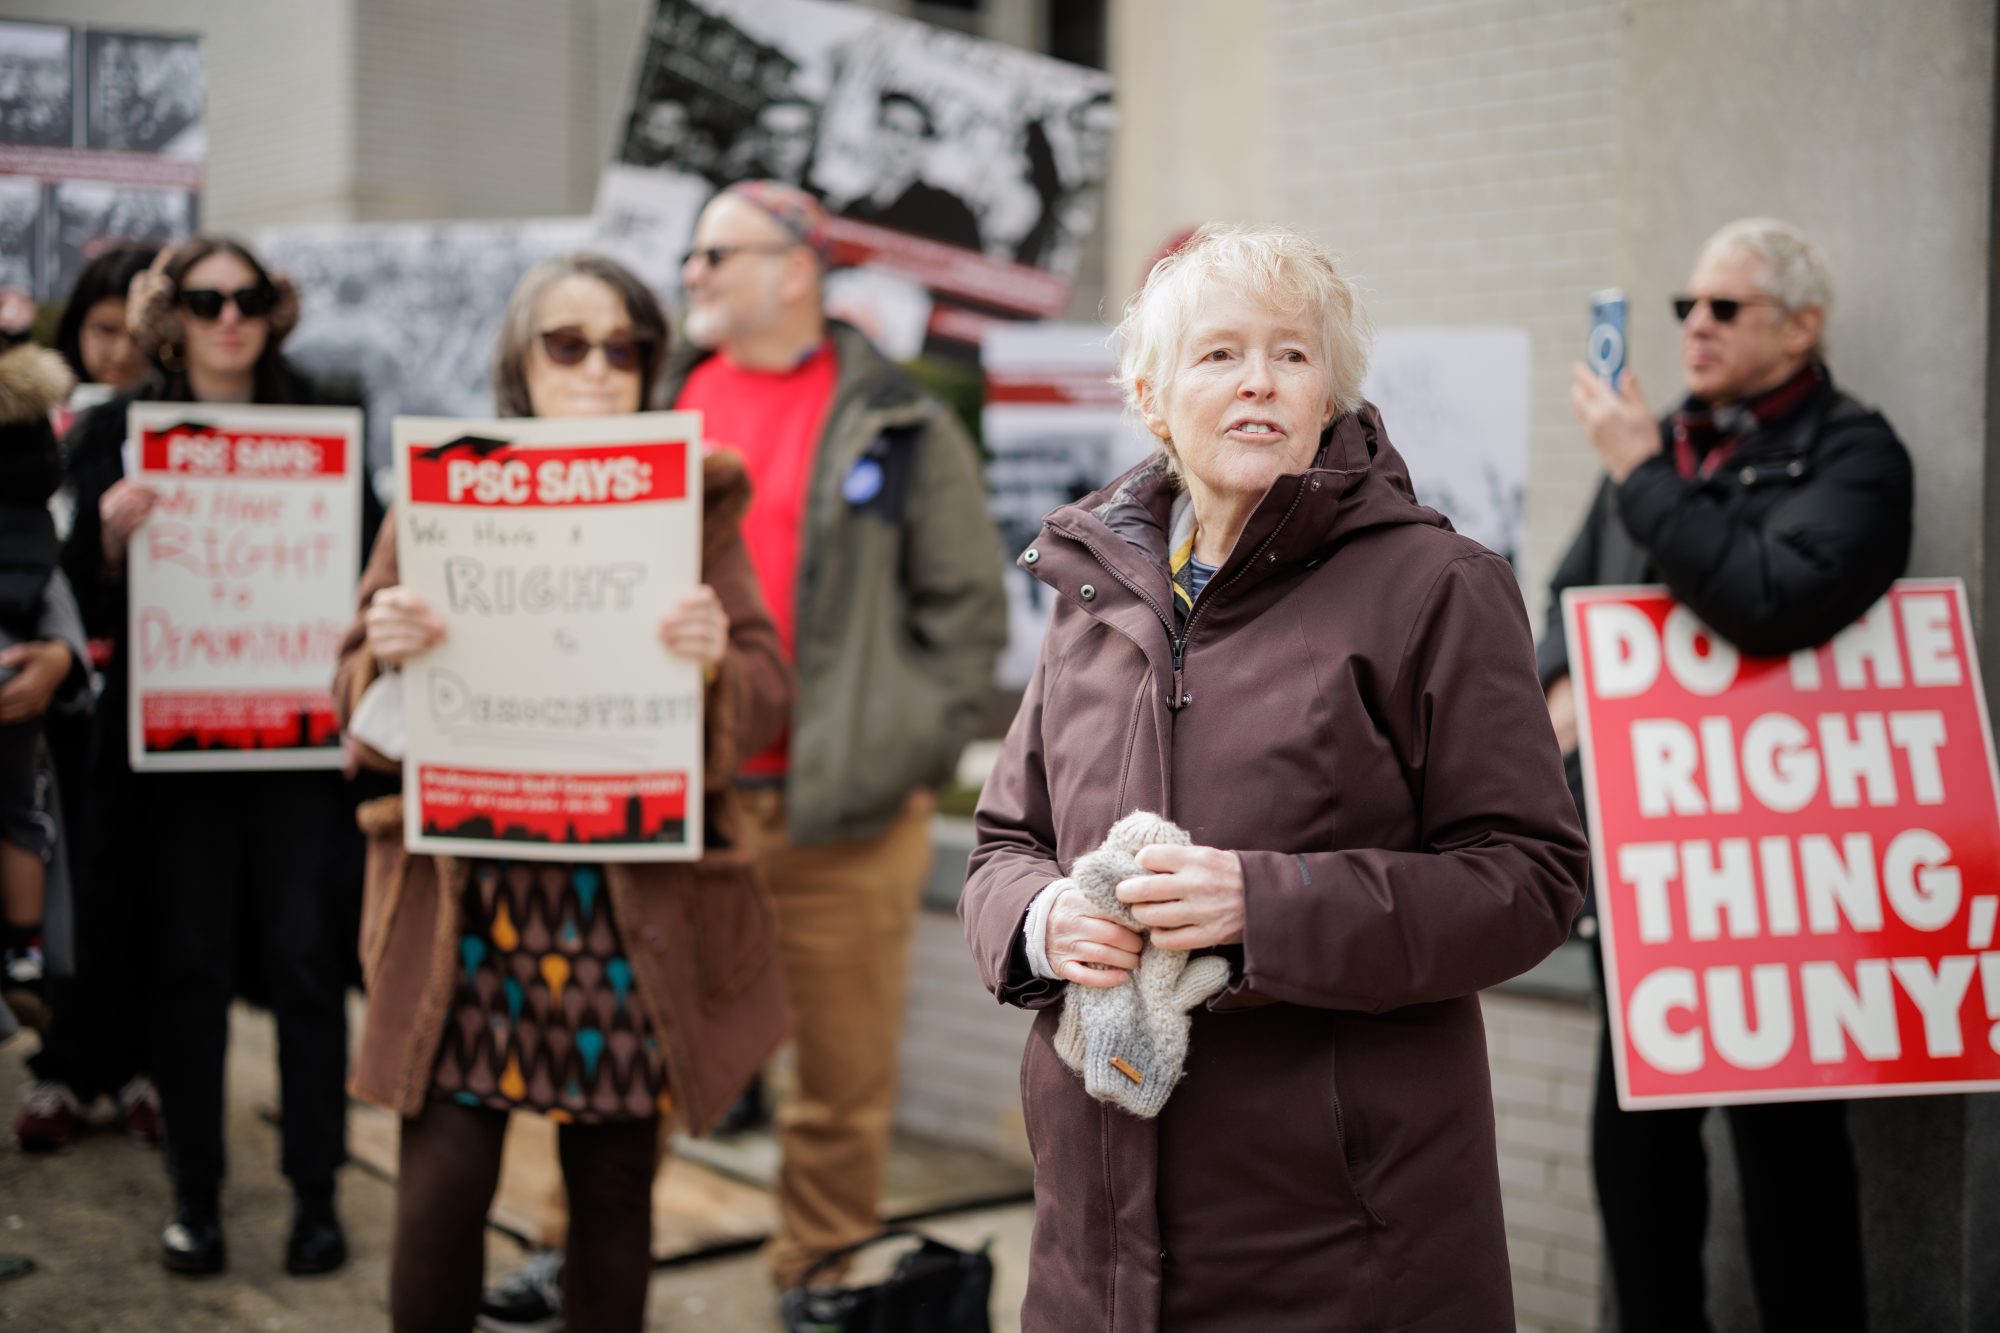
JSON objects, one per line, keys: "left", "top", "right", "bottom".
{"left": 1539, "top": 217, "right": 1912, "bottom": 1333}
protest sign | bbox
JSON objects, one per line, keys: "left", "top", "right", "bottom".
{"left": 126, "top": 402, "right": 361, "bottom": 771}
{"left": 1566, "top": 580, "right": 2000, "bottom": 1107}
{"left": 393, "top": 413, "right": 705, "bottom": 862}
{"left": 605, "top": 0, "right": 1113, "bottom": 354}
{"left": 0, "top": 20, "right": 202, "bottom": 302}
{"left": 1363, "top": 328, "right": 1530, "bottom": 564}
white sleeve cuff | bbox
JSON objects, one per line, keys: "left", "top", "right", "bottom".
{"left": 1023, "top": 878, "right": 1072, "bottom": 982}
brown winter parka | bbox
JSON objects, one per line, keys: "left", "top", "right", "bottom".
{"left": 336, "top": 451, "right": 794, "bottom": 1133}
{"left": 962, "top": 407, "right": 1588, "bottom": 1332}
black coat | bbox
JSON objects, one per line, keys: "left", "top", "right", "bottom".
{"left": 1536, "top": 369, "right": 1914, "bottom": 919}
{"left": 58, "top": 366, "right": 380, "bottom": 995}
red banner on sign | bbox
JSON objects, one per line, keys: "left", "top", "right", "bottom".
{"left": 141, "top": 691, "right": 340, "bottom": 755}
{"left": 405, "top": 441, "right": 689, "bottom": 508}
{"left": 1566, "top": 580, "right": 2000, "bottom": 1107}
{"left": 416, "top": 766, "right": 689, "bottom": 847}
{"left": 142, "top": 428, "right": 349, "bottom": 478}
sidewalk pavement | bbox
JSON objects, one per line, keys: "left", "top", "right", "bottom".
{"left": 0, "top": 1003, "right": 1034, "bottom": 1332}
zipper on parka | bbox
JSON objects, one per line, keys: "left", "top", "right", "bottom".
{"left": 1050, "top": 473, "right": 1310, "bottom": 713}
{"left": 1167, "top": 477, "right": 1311, "bottom": 706}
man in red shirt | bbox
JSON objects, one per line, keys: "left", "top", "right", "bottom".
{"left": 665, "top": 181, "right": 1005, "bottom": 1288}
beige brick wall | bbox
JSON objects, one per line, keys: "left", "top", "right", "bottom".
{"left": 349, "top": 0, "right": 597, "bottom": 221}
{"left": 1266, "top": 0, "right": 1621, "bottom": 625}
{"left": 897, "top": 908, "right": 1036, "bottom": 1164}
{"left": 1485, "top": 989, "right": 1602, "bottom": 1333}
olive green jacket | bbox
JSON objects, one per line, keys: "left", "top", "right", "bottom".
{"left": 663, "top": 321, "right": 1006, "bottom": 845}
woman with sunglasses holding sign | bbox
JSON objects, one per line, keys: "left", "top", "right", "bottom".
{"left": 57, "top": 236, "right": 366, "bottom": 1279}
{"left": 336, "top": 253, "right": 790, "bottom": 1333}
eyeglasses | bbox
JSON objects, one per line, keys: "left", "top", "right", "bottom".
{"left": 536, "top": 329, "right": 652, "bottom": 373}
{"left": 180, "top": 286, "right": 277, "bottom": 321}
{"left": 1672, "top": 294, "right": 1784, "bottom": 324}
{"left": 680, "top": 243, "right": 800, "bottom": 272}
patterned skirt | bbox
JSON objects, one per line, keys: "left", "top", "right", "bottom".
{"left": 430, "top": 860, "right": 671, "bottom": 1123}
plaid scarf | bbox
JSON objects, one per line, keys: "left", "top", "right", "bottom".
{"left": 1669, "top": 361, "right": 1823, "bottom": 480}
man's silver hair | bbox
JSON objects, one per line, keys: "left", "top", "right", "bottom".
{"left": 1699, "top": 217, "right": 1833, "bottom": 313}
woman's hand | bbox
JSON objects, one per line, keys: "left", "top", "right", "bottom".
{"left": 658, "top": 584, "right": 728, "bottom": 672}
{"left": 363, "top": 585, "right": 444, "bottom": 666}
{"left": 126, "top": 249, "right": 175, "bottom": 335}
{"left": 100, "top": 478, "right": 160, "bottom": 568}
{"left": 1117, "top": 844, "right": 1246, "bottom": 951}
{"left": 1569, "top": 364, "right": 1661, "bottom": 484}
{"left": 0, "top": 641, "right": 73, "bottom": 723}
{"left": 1046, "top": 886, "right": 1143, "bottom": 988}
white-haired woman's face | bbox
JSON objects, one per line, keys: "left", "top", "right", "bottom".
{"left": 1143, "top": 286, "right": 1337, "bottom": 509}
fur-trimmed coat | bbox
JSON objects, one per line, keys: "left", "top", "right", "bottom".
{"left": 335, "top": 450, "right": 794, "bottom": 1130}
{"left": 0, "top": 343, "right": 73, "bottom": 645}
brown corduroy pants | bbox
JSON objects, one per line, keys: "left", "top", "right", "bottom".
{"left": 389, "top": 1099, "right": 656, "bottom": 1332}
{"left": 734, "top": 785, "right": 934, "bottom": 1288}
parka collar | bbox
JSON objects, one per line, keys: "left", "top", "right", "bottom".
{"left": 1029, "top": 402, "right": 1450, "bottom": 615}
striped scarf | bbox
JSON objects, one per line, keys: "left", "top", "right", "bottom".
{"left": 1167, "top": 491, "right": 1214, "bottom": 631}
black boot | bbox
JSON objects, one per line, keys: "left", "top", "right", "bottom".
{"left": 285, "top": 1185, "right": 346, "bottom": 1276}
{"left": 160, "top": 1193, "right": 225, "bottom": 1277}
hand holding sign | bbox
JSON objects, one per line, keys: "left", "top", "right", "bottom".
{"left": 364, "top": 585, "right": 446, "bottom": 666}
{"left": 100, "top": 477, "right": 161, "bottom": 568}
{"left": 657, "top": 584, "right": 728, "bottom": 672}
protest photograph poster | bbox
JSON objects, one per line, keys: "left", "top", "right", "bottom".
{"left": 392, "top": 412, "right": 705, "bottom": 862}
{"left": 605, "top": 0, "right": 1114, "bottom": 352}
{"left": 261, "top": 213, "right": 708, "bottom": 481}
{"left": 1566, "top": 580, "right": 2000, "bottom": 1108}
{"left": 125, "top": 402, "right": 363, "bottom": 772}
{"left": 0, "top": 20, "right": 201, "bottom": 302}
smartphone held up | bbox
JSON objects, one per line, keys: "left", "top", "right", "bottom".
{"left": 1588, "top": 288, "right": 1628, "bottom": 387}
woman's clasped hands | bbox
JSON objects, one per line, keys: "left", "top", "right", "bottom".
{"left": 1045, "top": 843, "right": 1246, "bottom": 989}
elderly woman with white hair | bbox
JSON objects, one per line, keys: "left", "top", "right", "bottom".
{"left": 961, "top": 222, "right": 1587, "bottom": 1330}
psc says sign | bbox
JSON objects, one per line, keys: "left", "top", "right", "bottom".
{"left": 1565, "top": 580, "right": 2000, "bottom": 1108}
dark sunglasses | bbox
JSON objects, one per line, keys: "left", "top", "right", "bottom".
{"left": 537, "top": 328, "right": 652, "bottom": 373}
{"left": 1672, "top": 294, "right": 1783, "bottom": 324}
{"left": 180, "top": 286, "right": 277, "bottom": 321}
{"left": 680, "top": 242, "right": 800, "bottom": 272}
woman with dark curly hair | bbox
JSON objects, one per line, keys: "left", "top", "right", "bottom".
{"left": 59, "top": 235, "right": 357, "bottom": 1279}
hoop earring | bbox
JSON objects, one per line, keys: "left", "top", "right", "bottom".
{"left": 158, "top": 343, "right": 183, "bottom": 372}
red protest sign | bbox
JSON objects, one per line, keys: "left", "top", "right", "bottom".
{"left": 1565, "top": 580, "right": 2000, "bottom": 1108}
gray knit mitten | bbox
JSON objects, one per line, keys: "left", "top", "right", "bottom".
{"left": 1051, "top": 812, "right": 1233, "bottom": 1118}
